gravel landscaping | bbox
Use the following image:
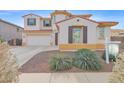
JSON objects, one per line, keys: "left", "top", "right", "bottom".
{"left": 19, "top": 50, "right": 114, "bottom": 73}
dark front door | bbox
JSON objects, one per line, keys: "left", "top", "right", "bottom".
{"left": 55, "top": 33, "right": 58, "bottom": 45}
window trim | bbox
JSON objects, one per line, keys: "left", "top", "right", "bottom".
{"left": 27, "top": 18, "right": 36, "bottom": 26}
{"left": 43, "top": 19, "right": 51, "bottom": 27}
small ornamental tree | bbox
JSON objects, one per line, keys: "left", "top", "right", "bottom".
{"left": 0, "top": 43, "right": 19, "bottom": 83}
{"left": 109, "top": 52, "right": 124, "bottom": 83}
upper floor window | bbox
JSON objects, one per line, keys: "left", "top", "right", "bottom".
{"left": 27, "top": 18, "right": 36, "bottom": 26}
{"left": 43, "top": 20, "right": 51, "bottom": 27}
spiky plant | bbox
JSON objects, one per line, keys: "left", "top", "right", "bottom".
{"left": 49, "top": 54, "right": 72, "bottom": 71}
{"left": 73, "top": 49, "right": 102, "bottom": 71}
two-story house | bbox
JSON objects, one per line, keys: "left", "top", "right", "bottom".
{"left": 22, "top": 10, "right": 118, "bottom": 50}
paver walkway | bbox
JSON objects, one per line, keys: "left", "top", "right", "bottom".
{"left": 19, "top": 72, "right": 111, "bottom": 83}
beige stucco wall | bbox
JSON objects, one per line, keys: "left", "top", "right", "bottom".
{"left": 55, "top": 14, "right": 67, "bottom": 22}
{"left": 57, "top": 17, "right": 98, "bottom": 44}
{"left": 0, "top": 21, "right": 23, "bottom": 41}
{"left": 24, "top": 15, "right": 41, "bottom": 30}
{"left": 40, "top": 20, "right": 52, "bottom": 30}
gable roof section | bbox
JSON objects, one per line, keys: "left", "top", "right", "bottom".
{"left": 56, "top": 16, "right": 98, "bottom": 24}
{"left": 22, "top": 13, "right": 42, "bottom": 18}
{"left": 70, "top": 14, "right": 92, "bottom": 19}
{"left": 51, "top": 10, "right": 71, "bottom": 16}
{"left": 0, "top": 19, "right": 23, "bottom": 29}
{"left": 56, "top": 17, "right": 118, "bottom": 27}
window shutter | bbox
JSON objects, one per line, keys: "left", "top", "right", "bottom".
{"left": 68, "top": 26, "right": 73, "bottom": 43}
{"left": 83, "top": 26, "right": 87, "bottom": 43}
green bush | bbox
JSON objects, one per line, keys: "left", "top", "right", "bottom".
{"left": 49, "top": 54, "right": 72, "bottom": 71}
{"left": 102, "top": 51, "right": 116, "bottom": 62}
{"left": 73, "top": 49, "right": 102, "bottom": 71}
{"left": 0, "top": 36, "right": 5, "bottom": 43}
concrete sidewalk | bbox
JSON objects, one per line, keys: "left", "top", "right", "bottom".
{"left": 10, "top": 46, "right": 58, "bottom": 67}
{"left": 19, "top": 72, "right": 111, "bottom": 83}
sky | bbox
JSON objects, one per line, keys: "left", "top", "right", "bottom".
{"left": 0, "top": 10, "right": 124, "bottom": 29}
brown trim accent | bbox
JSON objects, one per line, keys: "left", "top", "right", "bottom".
{"left": 24, "top": 30, "right": 52, "bottom": 33}
{"left": 71, "top": 25, "right": 83, "bottom": 28}
{"left": 59, "top": 44, "right": 105, "bottom": 50}
{"left": 68, "top": 26, "right": 73, "bottom": 43}
{"left": 55, "top": 33, "right": 58, "bottom": 45}
{"left": 56, "top": 16, "right": 98, "bottom": 24}
{"left": 98, "top": 22, "right": 118, "bottom": 27}
{"left": 26, "top": 33, "right": 51, "bottom": 36}
{"left": 83, "top": 26, "right": 87, "bottom": 43}
{"left": 70, "top": 14, "right": 92, "bottom": 19}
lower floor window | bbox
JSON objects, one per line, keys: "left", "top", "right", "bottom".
{"left": 72, "top": 28, "right": 81, "bottom": 43}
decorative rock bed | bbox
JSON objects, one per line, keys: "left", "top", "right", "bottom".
{"left": 110, "top": 52, "right": 124, "bottom": 83}
{"left": 0, "top": 43, "right": 19, "bottom": 83}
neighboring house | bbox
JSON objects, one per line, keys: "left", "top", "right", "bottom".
{"left": 22, "top": 10, "right": 118, "bottom": 50}
{"left": 111, "top": 29, "right": 124, "bottom": 37}
{"left": 0, "top": 19, "right": 23, "bottom": 45}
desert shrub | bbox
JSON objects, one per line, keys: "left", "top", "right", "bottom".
{"left": 49, "top": 54, "right": 72, "bottom": 71}
{"left": 0, "top": 43, "right": 19, "bottom": 83}
{"left": 102, "top": 51, "right": 116, "bottom": 62}
{"left": 109, "top": 53, "right": 124, "bottom": 83}
{"left": 73, "top": 49, "right": 102, "bottom": 71}
{"left": 0, "top": 36, "right": 5, "bottom": 43}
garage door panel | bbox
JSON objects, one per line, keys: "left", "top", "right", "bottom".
{"left": 27, "top": 36, "right": 51, "bottom": 46}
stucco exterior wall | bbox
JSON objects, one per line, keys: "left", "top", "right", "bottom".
{"left": 57, "top": 17, "right": 98, "bottom": 44}
{"left": 24, "top": 15, "right": 41, "bottom": 30}
{"left": 53, "top": 14, "right": 69, "bottom": 23}
{"left": 0, "top": 21, "right": 23, "bottom": 41}
{"left": 40, "top": 20, "right": 52, "bottom": 30}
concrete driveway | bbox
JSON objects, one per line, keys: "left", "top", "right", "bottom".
{"left": 19, "top": 72, "right": 111, "bottom": 83}
{"left": 10, "top": 46, "right": 58, "bottom": 67}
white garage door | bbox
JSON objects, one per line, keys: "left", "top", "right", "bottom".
{"left": 27, "top": 36, "right": 51, "bottom": 46}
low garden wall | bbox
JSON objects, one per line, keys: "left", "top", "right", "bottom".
{"left": 111, "top": 36, "right": 124, "bottom": 49}
{"left": 59, "top": 44, "right": 105, "bottom": 51}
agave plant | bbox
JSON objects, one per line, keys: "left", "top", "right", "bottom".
{"left": 73, "top": 49, "right": 102, "bottom": 71}
{"left": 49, "top": 54, "right": 72, "bottom": 71}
